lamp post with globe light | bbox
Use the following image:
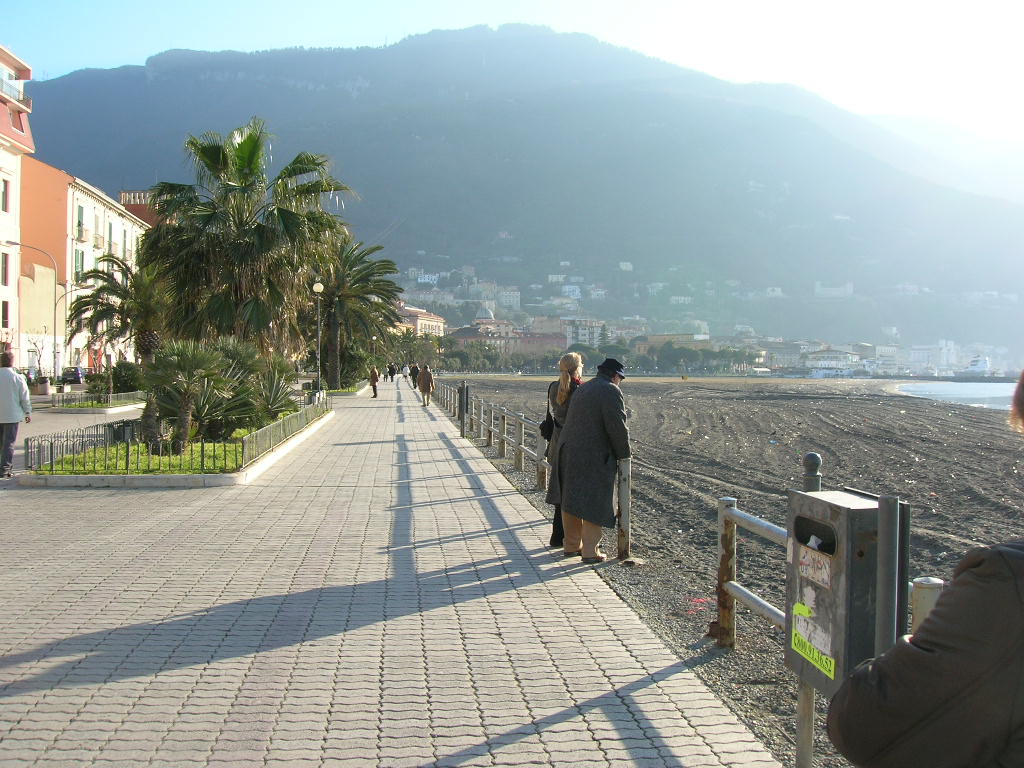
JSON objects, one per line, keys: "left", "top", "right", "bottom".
{"left": 313, "top": 281, "right": 324, "bottom": 391}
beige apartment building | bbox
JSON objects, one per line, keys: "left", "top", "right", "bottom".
{"left": 19, "top": 157, "right": 148, "bottom": 375}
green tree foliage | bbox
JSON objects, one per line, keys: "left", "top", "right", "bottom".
{"left": 111, "top": 361, "right": 144, "bottom": 393}
{"left": 146, "top": 341, "right": 233, "bottom": 452}
{"left": 146, "top": 338, "right": 299, "bottom": 448}
{"left": 319, "top": 238, "right": 402, "bottom": 389}
{"left": 140, "top": 117, "right": 350, "bottom": 354}
{"left": 66, "top": 254, "right": 169, "bottom": 364}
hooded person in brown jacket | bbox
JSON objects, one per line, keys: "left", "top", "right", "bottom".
{"left": 827, "top": 371, "right": 1024, "bottom": 768}
{"left": 417, "top": 364, "right": 434, "bottom": 407}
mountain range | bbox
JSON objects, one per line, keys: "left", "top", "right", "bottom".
{"left": 25, "top": 25, "right": 1024, "bottom": 349}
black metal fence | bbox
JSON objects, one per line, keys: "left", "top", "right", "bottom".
{"left": 25, "top": 397, "right": 331, "bottom": 475}
{"left": 51, "top": 390, "right": 146, "bottom": 408}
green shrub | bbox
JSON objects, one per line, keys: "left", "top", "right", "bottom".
{"left": 85, "top": 372, "right": 107, "bottom": 395}
{"left": 112, "top": 361, "right": 145, "bottom": 393}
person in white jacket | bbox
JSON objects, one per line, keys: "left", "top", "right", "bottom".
{"left": 0, "top": 351, "right": 31, "bottom": 478}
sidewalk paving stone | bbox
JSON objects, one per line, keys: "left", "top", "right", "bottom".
{"left": 0, "top": 382, "right": 782, "bottom": 767}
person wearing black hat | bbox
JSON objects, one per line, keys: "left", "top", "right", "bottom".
{"left": 552, "top": 358, "right": 630, "bottom": 563}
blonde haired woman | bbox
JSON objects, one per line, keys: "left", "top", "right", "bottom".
{"left": 544, "top": 352, "right": 583, "bottom": 551}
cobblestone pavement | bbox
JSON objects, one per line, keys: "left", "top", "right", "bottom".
{"left": 0, "top": 380, "right": 781, "bottom": 767}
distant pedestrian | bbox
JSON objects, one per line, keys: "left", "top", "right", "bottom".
{"left": 555, "top": 358, "right": 630, "bottom": 563}
{"left": 0, "top": 351, "right": 32, "bottom": 478}
{"left": 387, "top": 363, "right": 397, "bottom": 382}
{"left": 409, "top": 364, "right": 420, "bottom": 390}
{"left": 369, "top": 366, "right": 380, "bottom": 398}
{"left": 544, "top": 352, "right": 584, "bottom": 550}
{"left": 401, "top": 364, "right": 410, "bottom": 384}
{"left": 417, "top": 364, "right": 434, "bottom": 407}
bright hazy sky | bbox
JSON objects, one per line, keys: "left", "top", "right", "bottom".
{"left": 6, "top": 0, "right": 1023, "bottom": 144}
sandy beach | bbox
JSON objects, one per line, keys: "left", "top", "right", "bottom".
{"left": 446, "top": 375, "right": 1024, "bottom": 766}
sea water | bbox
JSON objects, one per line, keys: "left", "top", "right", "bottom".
{"left": 898, "top": 382, "right": 1017, "bottom": 410}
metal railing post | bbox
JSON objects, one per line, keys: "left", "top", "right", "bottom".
{"left": 715, "top": 496, "right": 738, "bottom": 648}
{"left": 616, "top": 458, "right": 631, "bottom": 560}
{"left": 514, "top": 415, "right": 525, "bottom": 471}
{"left": 498, "top": 410, "right": 508, "bottom": 458}
{"left": 535, "top": 430, "right": 548, "bottom": 491}
{"left": 478, "top": 399, "right": 485, "bottom": 439}
{"left": 910, "top": 576, "right": 945, "bottom": 632}
{"left": 803, "top": 452, "right": 822, "bottom": 492}
{"left": 459, "top": 381, "right": 468, "bottom": 437}
{"left": 486, "top": 403, "right": 494, "bottom": 447}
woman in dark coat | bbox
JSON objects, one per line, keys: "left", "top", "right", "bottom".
{"left": 556, "top": 358, "right": 630, "bottom": 562}
{"left": 827, "top": 370, "right": 1024, "bottom": 768}
{"left": 544, "top": 352, "right": 583, "bottom": 549}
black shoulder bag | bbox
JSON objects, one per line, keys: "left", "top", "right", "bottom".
{"left": 540, "top": 384, "right": 555, "bottom": 441}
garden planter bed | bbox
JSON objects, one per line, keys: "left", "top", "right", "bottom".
{"left": 19, "top": 410, "right": 335, "bottom": 488}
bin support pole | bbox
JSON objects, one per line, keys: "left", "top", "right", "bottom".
{"left": 795, "top": 681, "right": 815, "bottom": 768}
{"left": 876, "top": 495, "right": 901, "bottom": 654}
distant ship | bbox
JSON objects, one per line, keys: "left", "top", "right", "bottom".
{"left": 959, "top": 357, "right": 992, "bottom": 376}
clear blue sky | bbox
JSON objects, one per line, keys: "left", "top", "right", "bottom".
{"left": 7, "top": 0, "right": 1024, "bottom": 144}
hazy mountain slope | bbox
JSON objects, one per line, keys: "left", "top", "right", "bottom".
{"left": 24, "top": 25, "right": 1024, "bottom": 347}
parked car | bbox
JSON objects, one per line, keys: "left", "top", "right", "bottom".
{"left": 60, "top": 366, "right": 85, "bottom": 384}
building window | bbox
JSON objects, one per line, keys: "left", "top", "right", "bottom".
{"left": 74, "top": 249, "right": 85, "bottom": 282}
{"left": 1, "top": 179, "right": 8, "bottom": 212}
{"left": 1, "top": 301, "right": 8, "bottom": 328}
{"left": 1, "top": 252, "right": 7, "bottom": 286}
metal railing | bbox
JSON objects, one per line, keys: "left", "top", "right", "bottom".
{"left": 0, "top": 78, "right": 31, "bottom": 109}
{"left": 436, "top": 379, "right": 633, "bottom": 560}
{"left": 25, "top": 398, "right": 330, "bottom": 474}
{"left": 51, "top": 390, "right": 146, "bottom": 408}
{"left": 240, "top": 397, "right": 330, "bottom": 466}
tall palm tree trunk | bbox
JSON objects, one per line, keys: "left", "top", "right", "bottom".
{"left": 173, "top": 395, "right": 193, "bottom": 454}
{"left": 326, "top": 307, "right": 341, "bottom": 390}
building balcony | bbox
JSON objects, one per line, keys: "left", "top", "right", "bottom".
{"left": 93, "top": 234, "right": 105, "bottom": 250}
{"left": 75, "top": 227, "right": 91, "bottom": 243}
{"left": 0, "top": 79, "right": 31, "bottom": 111}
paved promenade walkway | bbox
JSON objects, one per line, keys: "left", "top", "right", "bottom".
{"left": 0, "top": 381, "right": 780, "bottom": 767}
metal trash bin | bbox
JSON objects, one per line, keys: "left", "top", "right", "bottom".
{"left": 784, "top": 489, "right": 880, "bottom": 697}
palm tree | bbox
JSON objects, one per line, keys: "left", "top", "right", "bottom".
{"left": 146, "top": 341, "right": 232, "bottom": 452}
{"left": 319, "top": 239, "right": 403, "bottom": 389}
{"left": 67, "top": 254, "right": 170, "bottom": 442}
{"left": 66, "top": 254, "right": 168, "bottom": 365}
{"left": 140, "top": 117, "right": 349, "bottom": 354}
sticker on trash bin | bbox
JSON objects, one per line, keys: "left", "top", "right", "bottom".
{"left": 798, "top": 544, "right": 832, "bottom": 589}
{"left": 791, "top": 602, "right": 836, "bottom": 679}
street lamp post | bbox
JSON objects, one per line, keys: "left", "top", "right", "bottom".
{"left": 312, "top": 282, "right": 324, "bottom": 390}
{"left": 3, "top": 240, "right": 59, "bottom": 378}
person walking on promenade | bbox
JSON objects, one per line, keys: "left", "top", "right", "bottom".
{"left": 555, "top": 358, "right": 629, "bottom": 563}
{"left": 401, "top": 364, "right": 410, "bottom": 384}
{"left": 409, "top": 364, "right": 420, "bottom": 390}
{"left": 387, "top": 363, "right": 396, "bottom": 382}
{"left": 0, "top": 351, "right": 32, "bottom": 478}
{"left": 369, "top": 366, "right": 380, "bottom": 398}
{"left": 417, "top": 364, "right": 434, "bottom": 407}
{"left": 544, "top": 352, "right": 584, "bottom": 549}
{"left": 827, "top": 369, "right": 1024, "bottom": 768}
